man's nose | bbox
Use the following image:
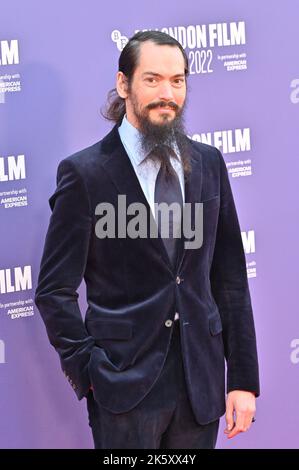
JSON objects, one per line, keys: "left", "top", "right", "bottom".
{"left": 158, "top": 81, "right": 175, "bottom": 101}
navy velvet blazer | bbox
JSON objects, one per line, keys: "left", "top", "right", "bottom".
{"left": 35, "top": 123, "right": 260, "bottom": 425}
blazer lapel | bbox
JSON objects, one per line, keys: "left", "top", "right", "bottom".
{"left": 176, "top": 143, "right": 203, "bottom": 273}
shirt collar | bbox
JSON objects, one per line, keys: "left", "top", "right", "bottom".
{"left": 118, "top": 114, "right": 145, "bottom": 165}
{"left": 118, "top": 113, "right": 181, "bottom": 165}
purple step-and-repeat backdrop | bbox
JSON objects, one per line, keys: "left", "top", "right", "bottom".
{"left": 0, "top": 0, "right": 298, "bottom": 449}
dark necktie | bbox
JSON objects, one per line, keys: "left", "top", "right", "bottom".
{"left": 154, "top": 148, "right": 184, "bottom": 269}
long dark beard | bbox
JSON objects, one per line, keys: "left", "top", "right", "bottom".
{"left": 132, "top": 98, "right": 192, "bottom": 180}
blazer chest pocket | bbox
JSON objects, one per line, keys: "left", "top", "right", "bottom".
{"left": 87, "top": 319, "right": 133, "bottom": 341}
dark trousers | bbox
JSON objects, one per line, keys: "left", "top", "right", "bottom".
{"left": 86, "top": 320, "right": 219, "bottom": 449}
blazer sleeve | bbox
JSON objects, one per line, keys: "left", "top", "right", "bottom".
{"left": 210, "top": 148, "right": 260, "bottom": 397}
{"left": 34, "top": 158, "right": 95, "bottom": 400}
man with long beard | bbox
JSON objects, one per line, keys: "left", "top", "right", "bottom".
{"left": 35, "top": 31, "right": 260, "bottom": 449}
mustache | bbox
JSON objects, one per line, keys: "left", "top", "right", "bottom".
{"left": 146, "top": 101, "right": 179, "bottom": 111}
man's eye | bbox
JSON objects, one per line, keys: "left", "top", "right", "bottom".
{"left": 174, "top": 78, "right": 185, "bottom": 85}
{"left": 146, "top": 77, "right": 157, "bottom": 83}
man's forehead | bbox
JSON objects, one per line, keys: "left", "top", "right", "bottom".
{"left": 136, "top": 41, "right": 185, "bottom": 73}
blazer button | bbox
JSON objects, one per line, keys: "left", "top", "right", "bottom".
{"left": 165, "top": 319, "right": 173, "bottom": 327}
{"left": 176, "top": 276, "right": 181, "bottom": 285}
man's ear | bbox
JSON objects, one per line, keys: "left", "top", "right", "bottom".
{"left": 116, "top": 71, "right": 129, "bottom": 99}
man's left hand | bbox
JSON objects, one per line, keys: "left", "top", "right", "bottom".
{"left": 224, "top": 390, "right": 256, "bottom": 439}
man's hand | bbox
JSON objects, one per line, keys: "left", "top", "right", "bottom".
{"left": 224, "top": 390, "right": 256, "bottom": 439}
